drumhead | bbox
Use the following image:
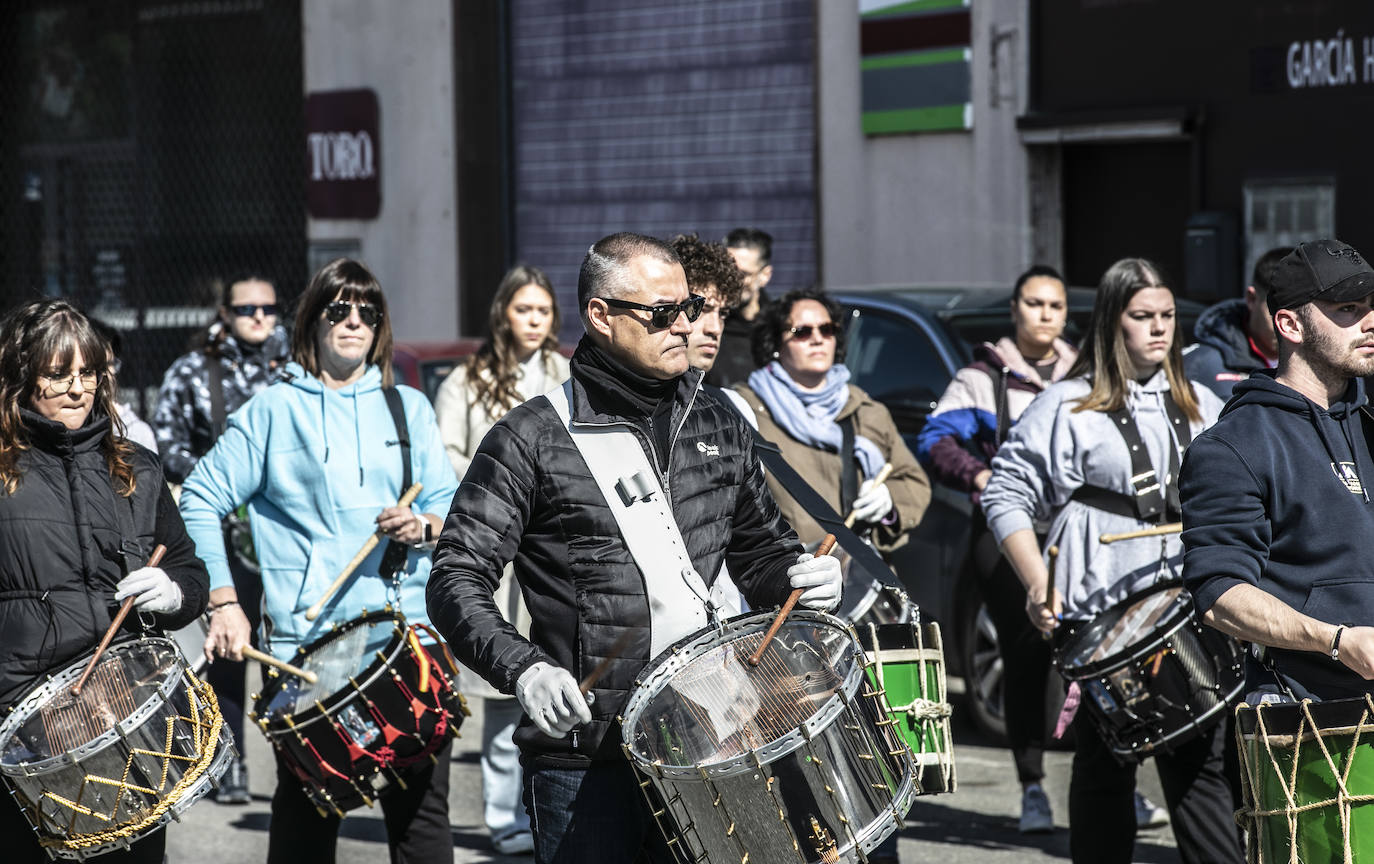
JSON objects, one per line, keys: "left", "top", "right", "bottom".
{"left": 0, "top": 638, "right": 185, "bottom": 768}
{"left": 255, "top": 611, "right": 404, "bottom": 723}
{"left": 1059, "top": 582, "right": 1191, "bottom": 673}
{"left": 621, "top": 610, "right": 860, "bottom": 771}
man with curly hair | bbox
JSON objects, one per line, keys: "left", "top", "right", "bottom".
{"left": 670, "top": 233, "right": 744, "bottom": 375}
{"left": 707, "top": 227, "right": 773, "bottom": 387}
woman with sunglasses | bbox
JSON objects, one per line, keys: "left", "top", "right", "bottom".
{"left": 180, "top": 259, "right": 459, "bottom": 864}
{"left": 432, "top": 264, "right": 567, "bottom": 856}
{"left": 0, "top": 300, "right": 208, "bottom": 864}
{"left": 980, "top": 259, "right": 1238, "bottom": 864}
{"left": 732, "top": 288, "right": 930, "bottom": 561}
{"left": 150, "top": 270, "right": 289, "bottom": 803}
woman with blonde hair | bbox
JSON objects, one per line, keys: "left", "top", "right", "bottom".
{"left": 433, "top": 264, "right": 568, "bottom": 855}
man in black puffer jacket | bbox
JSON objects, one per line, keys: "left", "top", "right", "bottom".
{"left": 427, "top": 233, "right": 841, "bottom": 864}
{"left": 1183, "top": 246, "right": 1290, "bottom": 400}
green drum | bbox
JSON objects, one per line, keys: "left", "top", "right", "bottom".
{"left": 857, "top": 620, "right": 956, "bottom": 795}
{"left": 1236, "top": 696, "right": 1374, "bottom": 864}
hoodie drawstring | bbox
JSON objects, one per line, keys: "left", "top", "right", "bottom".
{"left": 354, "top": 389, "right": 364, "bottom": 486}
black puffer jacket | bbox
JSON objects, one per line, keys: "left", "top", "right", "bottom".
{"left": 0, "top": 409, "right": 209, "bottom": 713}
{"left": 427, "top": 362, "right": 801, "bottom": 762}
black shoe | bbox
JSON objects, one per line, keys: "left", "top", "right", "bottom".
{"left": 215, "top": 758, "right": 250, "bottom": 804}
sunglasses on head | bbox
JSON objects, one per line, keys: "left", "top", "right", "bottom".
{"left": 601, "top": 294, "right": 706, "bottom": 328}
{"left": 324, "top": 300, "right": 382, "bottom": 328}
{"left": 786, "top": 322, "right": 838, "bottom": 341}
{"left": 231, "top": 304, "right": 280, "bottom": 318}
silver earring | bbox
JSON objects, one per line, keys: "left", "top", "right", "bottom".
{"left": 772, "top": 351, "right": 779, "bottom": 359}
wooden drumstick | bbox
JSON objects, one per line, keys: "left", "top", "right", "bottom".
{"left": 1040, "top": 545, "right": 1059, "bottom": 643}
{"left": 579, "top": 630, "right": 634, "bottom": 706}
{"left": 305, "top": 483, "right": 423, "bottom": 621}
{"left": 74, "top": 544, "right": 167, "bottom": 696}
{"left": 1099, "top": 522, "right": 1181, "bottom": 544}
{"left": 843, "top": 463, "right": 894, "bottom": 529}
{"left": 749, "top": 534, "right": 838, "bottom": 667}
{"left": 238, "top": 644, "right": 318, "bottom": 684}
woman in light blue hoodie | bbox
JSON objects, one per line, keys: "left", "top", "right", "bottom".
{"left": 181, "top": 258, "right": 459, "bottom": 864}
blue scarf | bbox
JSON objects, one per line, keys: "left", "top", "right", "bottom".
{"left": 747, "top": 362, "right": 885, "bottom": 479}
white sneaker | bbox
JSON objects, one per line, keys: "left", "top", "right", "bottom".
{"left": 1019, "top": 784, "right": 1054, "bottom": 834}
{"left": 1135, "top": 791, "right": 1169, "bottom": 829}
{"left": 493, "top": 831, "right": 535, "bottom": 855}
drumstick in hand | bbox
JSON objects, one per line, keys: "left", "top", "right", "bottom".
{"left": 305, "top": 483, "right": 423, "bottom": 621}
{"left": 749, "top": 534, "right": 838, "bottom": 667}
{"left": 844, "top": 463, "right": 894, "bottom": 528}
{"left": 75, "top": 544, "right": 167, "bottom": 696}
{"left": 238, "top": 644, "right": 318, "bottom": 684}
{"left": 1099, "top": 522, "right": 1181, "bottom": 544}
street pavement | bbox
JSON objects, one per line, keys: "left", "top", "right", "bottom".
{"left": 167, "top": 676, "right": 1182, "bottom": 863}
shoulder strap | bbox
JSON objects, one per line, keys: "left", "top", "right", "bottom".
{"left": 379, "top": 387, "right": 412, "bottom": 578}
{"left": 206, "top": 356, "right": 226, "bottom": 436}
{"left": 1068, "top": 392, "right": 1191, "bottom": 523}
{"left": 839, "top": 412, "right": 858, "bottom": 515}
{"left": 993, "top": 366, "right": 1011, "bottom": 445}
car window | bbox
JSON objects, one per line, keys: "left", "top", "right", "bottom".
{"left": 845, "top": 308, "right": 946, "bottom": 413}
{"left": 420, "top": 359, "right": 463, "bottom": 403}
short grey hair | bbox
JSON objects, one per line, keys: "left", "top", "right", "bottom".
{"left": 577, "top": 232, "right": 680, "bottom": 327}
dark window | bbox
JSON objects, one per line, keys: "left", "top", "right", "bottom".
{"left": 845, "top": 309, "right": 947, "bottom": 436}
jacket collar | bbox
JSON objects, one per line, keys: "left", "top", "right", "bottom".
{"left": 978, "top": 337, "right": 1077, "bottom": 388}
{"left": 569, "top": 363, "right": 703, "bottom": 428}
{"left": 20, "top": 407, "right": 112, "bottom": 456}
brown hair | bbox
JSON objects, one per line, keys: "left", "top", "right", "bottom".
{"left": 1068, "top": 257, "right": 1201, "bottom": 422}
{"left": 291, "top": 258, "right": 395, "bottom": 387}
{"left": 464, "top": 265, "right": 561, "bottom": 416}
{"left": 0, "top": 300, "right": 135, "bottom": 496}
{"left": 670, "top": 233, "right": 743, "bottom": 309}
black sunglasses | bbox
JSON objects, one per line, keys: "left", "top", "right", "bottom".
{"left": 787, "top": 322, "right": 838, "bottom": 341}
{"left": 324, "top": 300, "right": 383, "bottom": 328}
{"left": 601, "top": 295, "right": 706, "bottom": 328}
{"left": 231, "top": 303, "right": 280, "bottom": 318}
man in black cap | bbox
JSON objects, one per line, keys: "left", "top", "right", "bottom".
{"left": 1181, "top": 238, "right": 1374, "bottom": 701}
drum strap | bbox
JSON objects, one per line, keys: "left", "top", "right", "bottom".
{"left": 378, "top": 387, "right": 411, "bottom": 580}
{"left": 546, "top": 381, "right": 736, "bottom": 657}
{"left": 207, "top": 355, "right": 226, "bottom": 437}
{"left": 1069, "top": 395, "right": 1192, "bottom": 523}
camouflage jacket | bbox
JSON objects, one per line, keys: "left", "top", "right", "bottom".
{"left": 152, "top": 324, "right": 290, "bottom": 483}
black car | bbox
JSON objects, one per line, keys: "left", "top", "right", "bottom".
{"left": 833, "top": 286, "right": 1205, "bottom": 738}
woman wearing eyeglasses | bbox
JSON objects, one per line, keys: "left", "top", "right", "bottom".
{"left": 731, "top": 288, "right": 930, "bottom": 561}
{"left": 0, "top": 300, "right": 208, "bottom": 864}
{"left": 179, "top": 259, "right": 460, "bottom": 864}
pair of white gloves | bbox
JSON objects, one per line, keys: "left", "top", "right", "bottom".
{"left": 516, "top": 551, "right": 843, "bottom": 737}
{"left": 113, "top": 567, "right": 182, "bottom": 615}
{"left": 850, "top": 476, "right": 893, "bottom": 525}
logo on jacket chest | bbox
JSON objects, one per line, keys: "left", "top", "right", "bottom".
{"left": 696, "top": 441, "right": 720, "bottom": 457}
{"left": 1332, "top": 461, "right": 1364, "bottom": 495}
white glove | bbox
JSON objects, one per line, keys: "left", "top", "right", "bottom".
{"left": 787, "top": 552, "right": 842, "bottom": 612}
{"left": 850, "top": 478, "right": 893, "bottom": 525}
{"left": 516, "top": 661, "right": 592, "bottom": 738}
{"left": 114, "top": 567, "right": 183, "bottom": 615}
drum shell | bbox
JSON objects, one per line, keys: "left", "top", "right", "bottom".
{"left": 0, "top": 639, "right": 235, "bottom": 860}
{"left": 1057, "top": 584, "right": 1244, "bottom": 763}
{"left": 251, "top": 613, "right": 467, "bottom": 815}
{"left": 620, "top": 610, "right": 917, "bottom": 864}
{"left": 857, "top": 621, "right": 955, "bottom": 795}
{"left": 1236, "top": 697, "right": 1374, "bottom": 864}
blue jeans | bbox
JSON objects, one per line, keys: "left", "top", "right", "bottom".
{"left": 522, "top": 755, "right": 673, "bottom": 864}
{"left": 481, "top": 698, "right": 530, "bottom": 842}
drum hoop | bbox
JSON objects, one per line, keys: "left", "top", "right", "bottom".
{"left": 619, "top": 609, "right": 866, "bottom": 779}
{"left": 1107, "top": 678, "right": 1245, "bottom": 759}
{"left": 1058, "top": 582, "right": 1194, "bottom": 677}
{"left": 0, "top": 637, "right": 187, "bottom": 774}
{"left": 254, "top": 611, "right": 409, "bottom": 731}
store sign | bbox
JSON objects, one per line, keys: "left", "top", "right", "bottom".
{"left": 1284, "top": 31, "right": 1374, "bottom": 88}
{"left": 305, "top": 89, "right": 380, "bottom": 219}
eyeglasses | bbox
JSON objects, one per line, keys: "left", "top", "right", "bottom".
{"left": 601, "top": 295, "right": 706, "bottom": 328}
{"left": 39, "top": 369, "right": 102, "bottom": 395}
{"left": 786, "top": 322, "right": 838, "bottom": 341}
{"left": 324, "top": 300, "right": 383, "bottom": 328}
{"left": 231, "top": 303, "right": 280, "bottom": 318}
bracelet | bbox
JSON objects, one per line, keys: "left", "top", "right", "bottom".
{"left": 208, "top": 600, "right": 240, "bottom": 615}
{"left": 1331, "top": 625, "right": 1348, "bottom": 662}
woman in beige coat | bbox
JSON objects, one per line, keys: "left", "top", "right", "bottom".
{"left": 432, "top": 265, "right": 568, "bottom": 856}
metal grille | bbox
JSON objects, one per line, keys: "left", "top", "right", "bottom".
{"left": 0, "top": 0, "right": 305, "bottom": 414}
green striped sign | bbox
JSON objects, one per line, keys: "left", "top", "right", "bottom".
{"left": 860, "top": 0, "right": 972, "bottom": 134}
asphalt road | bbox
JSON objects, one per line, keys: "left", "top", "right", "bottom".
{"left": 165, "top": 677, "right": 1182, "bottom": 863}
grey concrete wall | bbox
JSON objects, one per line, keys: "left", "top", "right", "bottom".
{"left": 302, "top": 0, "right": 460, "bottom": 342}
{"left": 818, "top": 1, "right": 1033, "bottom": 290}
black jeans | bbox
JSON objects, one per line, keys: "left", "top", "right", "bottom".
{"left": 974, "top": 525, "right": 1051, "bottom": 784}
{"left": 522, "top": 755, "right": 673, "bottom": 864}
{"left": 266, "top": 737, "right": 453, "bottom": 864}
{"left": 1067, "top": 706, "right": 1242, "bottom": 864}
{"left": 3, "top": 791, "right": 165, "bottom": 864}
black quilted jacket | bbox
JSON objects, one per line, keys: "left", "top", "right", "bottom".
{"left": 0, "top": 409, "right": 209, "bottom": 713}
{"left": 427, "top": 365, "right": 802, "bottom": 762}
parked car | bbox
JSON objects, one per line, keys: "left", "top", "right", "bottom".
{"left": 833, "top": 286, "right": 1205, "bottom": 739}
{"left": 392, "top": 340, "right": 484, "bottom": 403}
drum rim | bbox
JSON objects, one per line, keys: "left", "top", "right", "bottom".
{"left": 1103, "top": 677, "right": 1245, "bottom": 760}
{"left": 1058, "top": 581, "right": 1194, "bottom": 677}
{"left": 252, "top": 610, "right": 409, "bottom": 732}
{"left": 619, "top": 609, "right": 867, "bottom": 779}
{"left": 0, "top": 637, "right": 188, "bottom": 774}
{"left": 1236, "top": 695, "right": 1374, "bottom": 740}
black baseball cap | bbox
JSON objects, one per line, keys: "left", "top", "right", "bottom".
{"left": 1268, "top": 239, "right": 1374, "bottom": 313}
